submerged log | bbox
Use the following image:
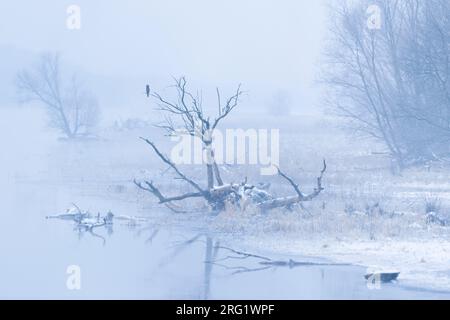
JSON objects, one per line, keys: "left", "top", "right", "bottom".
{"left": 364, "top": 272, "right": 400, "bottom": 283}
{"left": 47, "top": 206, "right": 114, "bottom": 230}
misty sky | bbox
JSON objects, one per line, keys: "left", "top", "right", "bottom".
{"left": 0, "top": 0, "right": 327, "bottom": 113}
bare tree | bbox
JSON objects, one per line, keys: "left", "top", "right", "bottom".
{"left": 134, "top": 77, "right": 326, "bottom": 213}
{"left": 323, "top": 0, "right": 450, "bottom": 171}
{"left": 17, "top": 53, "right": 99, "bottom": 139}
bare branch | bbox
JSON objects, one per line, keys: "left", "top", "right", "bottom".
{"left": 301, "top": 159, "right": 327, "bottom": 201}
{"left": 212, "top": 84, "right": 243, "bottom": 129}
{"left": 275, "top": 166, "right": 303, "bottom": 198}
{"left": 134, "top": 179, "right": 204, "bottom": 204}
{"left": 140, "top": 77, "right": 327, "bottom": 213}
{"left": 139, "top": 137, "right": 206, "bottom": 194}
{"left": 258, "top": 160, "right": 327, "bottom": 210}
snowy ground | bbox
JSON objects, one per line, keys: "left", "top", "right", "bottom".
{"left": 240, "top": 235, "right": 450, "bottom": 292}
{"left": 206, "top": 201, "right": 450, "bottom": 292}
{"left": 146, "top": 112, "right": 450, "bottom": 293}
{"left": 3, "top": 105, "right": 450, "bottom": 296}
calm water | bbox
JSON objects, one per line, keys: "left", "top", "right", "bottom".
{"left": 1, "top": 108, "right": 450, "bottom": 300}
{"left": 0, "top": 181, "right": 449, "bottom": 300}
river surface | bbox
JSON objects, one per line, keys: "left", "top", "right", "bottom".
{"left": 0, "top": 180, "right": 449, "bottom": 299}
{"left": 1, "top": 107, "right": 450, "bottom": 299}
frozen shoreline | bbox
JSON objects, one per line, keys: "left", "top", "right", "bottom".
{"left": 3, "top": 106, "right": 450, "bottom": 298}
{"left": 238, "top": 235, "right": 450, "bottom": 293}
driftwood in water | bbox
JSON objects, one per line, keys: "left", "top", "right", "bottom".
{"left": 47, "top": 204, "right": 151, "bottom": 228}
{"left": 46, "top": 203, "right": 89, "bottom": 223}
{"left": 47, "top": 205, "right": 114, "bottom": 230}
{"left": 364, "top": 272, "right": 400, "bottom": 283}
{"left": 47, "top": 205, "right": 159, "bottom": 246}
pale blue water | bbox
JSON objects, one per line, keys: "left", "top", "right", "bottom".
{"left": 0, "top": 181, "right": 448, "bottom": 299}
{"left": 1, "top": 108, "right": 449, "bottom": 300}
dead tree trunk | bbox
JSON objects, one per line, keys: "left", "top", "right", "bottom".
{"left": 134, "top": 77, "right": 326, "bottom": 213}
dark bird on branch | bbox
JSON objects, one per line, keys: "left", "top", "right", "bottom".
{"left": 146, "top": 84, "right": 150, "bottom": 97}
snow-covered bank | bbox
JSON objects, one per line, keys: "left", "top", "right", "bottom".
{"left": 206, "top": 202, "right": 450, "bottom": 293}
{"left": 3, "top": 104, "right": 449, "bottom": 297}
{"left": 238, "top": 236, "right": 450, "bottom": 292}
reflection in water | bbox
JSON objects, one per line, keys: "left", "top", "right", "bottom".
{"left": 43, "top": 212, "right": 450, "bottom": 300}
{"left": 88, "top": 229, "right": 107, "bottom": 246}
{"left": 164, "top": 233, "right": 353, "bottom": 300}
{"left": 47, "top": 205, "right": 349, "bottom": 287}
{"left": 47, "top": 205, "right": 154, "bottom": 245}
{"left": 203, "top": 237, "right": 213, "bottom": 300}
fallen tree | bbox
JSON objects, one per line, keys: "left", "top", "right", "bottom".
{"left": 134, "top": 77, "right": 326, "bottom": 213}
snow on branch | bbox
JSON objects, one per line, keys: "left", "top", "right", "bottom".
{"left": 136, "top": 77, "right": 326, "bottom": 213}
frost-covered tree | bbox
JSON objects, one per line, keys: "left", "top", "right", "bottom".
{"left": 134, "top": 77, "right": 326, "bottom": 213}
{"left": 323, "top": 0, "right": 450, "bottom": 171}
{"left": 17, "top": 53, "right": 99, "bottom": 139}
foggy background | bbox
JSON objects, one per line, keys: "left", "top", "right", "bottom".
{"left": 0, "top": 0, "right": 326, "bottom": 119}
{"left": 2, "top": 0, "right": 449, "bottom": 299}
